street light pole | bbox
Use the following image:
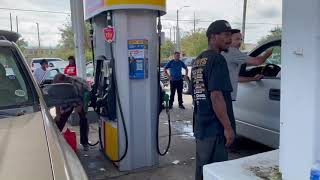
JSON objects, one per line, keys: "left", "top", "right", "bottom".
{"left": 36, "top": 22, "right": 40, "bottom": 49}
{"left": 10, "top": 13, "right": 12, "bottom": 31}
{"left": 36, "top": 22, "right": 41, "bottom": 56}
{"left": 16, "top": 16, "right": 19, "bottom": 33}
{"left": 242, "top": 0, "right": 248, "bottom": 45}
{"left": 176, "top": 9, "right": 180, "bottom": 52}
{"left": 176, "top": 6, "right": 190, "bottom": 52}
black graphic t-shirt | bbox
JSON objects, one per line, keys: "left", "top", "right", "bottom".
{"left": 191, "top": 50, "right": 235, "bottom": 140}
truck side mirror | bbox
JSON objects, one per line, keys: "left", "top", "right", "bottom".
{"left": 42, "top": 83, "right": 80, "bottom": 107}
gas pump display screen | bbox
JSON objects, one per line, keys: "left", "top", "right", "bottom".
{"left": 128, "top": 39, "right": 148, "bottom": 79}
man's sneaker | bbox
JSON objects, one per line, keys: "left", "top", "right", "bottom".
{"left": 179, "top": 105, "right": 185, "bottom": 109}
{"left": 83, "top": 144, "right": 89, "bottom": 151}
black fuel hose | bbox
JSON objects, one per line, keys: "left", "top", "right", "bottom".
{"left": 108, "top": 41, "right": 129, "bottom": 162}
{"left": 88, "top": 18, "right": 99, "bottom": 147}
{"left": 156, "top": 11, "right": 172, "bottom": 156}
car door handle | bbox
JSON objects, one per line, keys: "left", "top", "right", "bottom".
{"left": 269, "top": 89, "right": 280, "bottom": 101}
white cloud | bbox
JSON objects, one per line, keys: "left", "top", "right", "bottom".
{"left": 0, "top": 0, "right": 70, "bottom": 47}
{"left": 163, "top": 0, "right": 282, "bottom": 44}
{"left": 0, "top": 0, "right": 282, "bottom": 47}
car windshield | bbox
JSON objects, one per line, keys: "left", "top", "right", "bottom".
{"left": 0, "top": 46, "right": 34, "bottom": 110}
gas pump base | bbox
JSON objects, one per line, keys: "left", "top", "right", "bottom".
{"left": 100, "top": 117, "right": 119, "bottom": 163}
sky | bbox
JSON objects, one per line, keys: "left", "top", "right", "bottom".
{"left": 0, "top": 0, "right": 282, "bottom": 48}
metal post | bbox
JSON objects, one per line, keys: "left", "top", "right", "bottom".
{"left": 194, "top": 12, "right": 196, "bottom": 33}
{"left": 10, "top": 13, "right": 12, "bottom": 31}
{"left": 242, "top": 0, "right": 247, "bottom": 44}
{"left": 176, "top": 9, "right": 180, "bottom": 52}
{"left": 70, "top": 0, "right": 86, "bottom": 79}
{"left": 170, "top": 27, "right": 172, "bottom": 42}
{"left": 36, "top": 23, "right": 40, "bottom": 49}
{"left": 173, "top": 26, "right": 176, "bottom": 44}
{"left": 16, "top": 16, "right": 19, "bottom": 33}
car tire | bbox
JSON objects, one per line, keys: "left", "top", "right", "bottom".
{"left": 183, "top": 79, "right": 192, "bottom": 94}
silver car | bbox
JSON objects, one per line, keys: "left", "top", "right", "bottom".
{"left": 0, "top": 30, "right": 88, "bottom": 179}
{"left": 234, "top": 38, "right": 281, "bottom": 148}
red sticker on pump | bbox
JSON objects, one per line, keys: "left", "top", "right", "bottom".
{"left": 103, "top": 26, "right": 115, "bottom": 43}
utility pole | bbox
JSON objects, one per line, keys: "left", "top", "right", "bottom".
{"left": 194, "top": 12, "right": 196, "bottom": 33}
{"left": 176, "top": 9, "right": 180, "bottom": 52}
{"left": 36, "top": 23, "right": 40, "bottom": 49}
{"left": 169, "top": 27, "right": 172, "bottom": 42}
{"left": 16, "top": 16, "right": 19, "bottom": 33}
{"left": 173, "top": 26, "right": 176, "bottom": 44}
{"left": 242, "top": 0, "right": 248, "bottom": 45}
{"left": 176, "top": 6, "right": 190, "bottom": 52}
{"left": 10, "top": 13, "right": 12, "bottom": 31}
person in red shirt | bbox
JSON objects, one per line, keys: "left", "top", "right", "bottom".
{"left": 64, "top": 56, "right": 77, "bottom": 76}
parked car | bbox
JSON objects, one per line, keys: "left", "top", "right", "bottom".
{"left": 31, "top": 57, "right": 65, "bottom": 72}
{"left": 160, "top": 60, "right": 169, "bottom": 68}
{"left": 86, "top": 62, "right": 95, "bottom": 87}
{"left": 53, "top": 60, "right": 69, "bottom": 72}
{"left": 41, "top": 62, "right": 95, "bottom": 89}
{"left": 234, "top": 37, "right": 281, "bottom": 148}
{"left": 159, "top": 57, "right": 194, "bottom": 93}
{"left": 159, "top": 60, "right": 170, "bottom": 87}
{"left": 181, "top": 57, "right": 194, "bottom": 94}
{"left": 0, "top": 30, "right": 88, "bottom": 180}
{"left": 181, "top": 57, "right": 195, "bottom": 66}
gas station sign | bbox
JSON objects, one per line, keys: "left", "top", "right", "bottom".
{"left": 103, "top": 27, "right": 115, "bottom": 43}
{"left": 84, "top": 0, "right": 166, "bottom": 19}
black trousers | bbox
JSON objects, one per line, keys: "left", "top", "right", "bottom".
{"left": 169, "top": 79, "right": 183, "bottom": 106}
{"left": 56, "top": 107, "right": 89, "bottom": 146}
{"left": 195, "top": 136, "right": 228, "bottom": 180}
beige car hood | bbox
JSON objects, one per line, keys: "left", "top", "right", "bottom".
{"left": 0, "top": 112, "right": 53, "bottom": 180}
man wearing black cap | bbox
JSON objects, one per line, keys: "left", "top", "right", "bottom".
{"left": 222, "top": 31, "right": 273, "bottom": 101}
{"left": 164, "top": 51, "right": 188, "bottom": 109}
{"left": 191, "top": 20, "right": 236, "bottom": 180}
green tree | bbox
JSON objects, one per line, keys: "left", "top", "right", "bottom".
{"left": 54, "top": 21, "right": 93, "bottom": 61}
{"left": 161, "top": 39, "right": 175, "bottom": 60}
{"left": 181, "top": 30, "right": 207, "bottom": 57}
{"left": 258, "top": 27, "right": 282, "bottom": 45}
{"left": 16, "top": 38, "right": 28, "bottom": 52}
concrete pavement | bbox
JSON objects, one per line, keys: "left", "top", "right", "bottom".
{"left": 66, "top": 95, "right": 273, "bottom": 180}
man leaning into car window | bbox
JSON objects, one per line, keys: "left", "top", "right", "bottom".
{"left": 222, "top": 30, "right": 273, "bottom": 101}
{"left": 53, "top": 73, "right": 90, "bottom": 151}
{"left": 33, "top": 59, "right": 48, "bottom": 84}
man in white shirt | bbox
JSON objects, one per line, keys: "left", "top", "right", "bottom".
{"left": 222, "top": 30, "right": 273, "bottom": 101}
{"left": 33, "top": 59, "right": 48, "bottom": 83}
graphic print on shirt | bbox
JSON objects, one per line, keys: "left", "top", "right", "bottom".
{"left": 66, "top": 67, "right": 76, "bottom": 74}
{"left": 191, "top": 57, "right": 208, "bottom": 104}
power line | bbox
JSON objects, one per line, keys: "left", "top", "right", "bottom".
{"left": 0, "top": 7, "right": 70, "bottom": 15}
{"left": 162, "top": 18, "right": 281, "bottom": 26}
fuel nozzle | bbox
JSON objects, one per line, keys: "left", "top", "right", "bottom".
{"left": 162, "top": 93, "right": 170, "bottom": 112}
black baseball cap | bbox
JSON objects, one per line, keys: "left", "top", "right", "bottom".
{"left": 206, "top": 20, "right": 239, "bottom": 37}
{"left": 40, "top": 59, "right": 48, "bottom": 65}
{"left": 231, "top": 29, "right": 241, "bottom": 34}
